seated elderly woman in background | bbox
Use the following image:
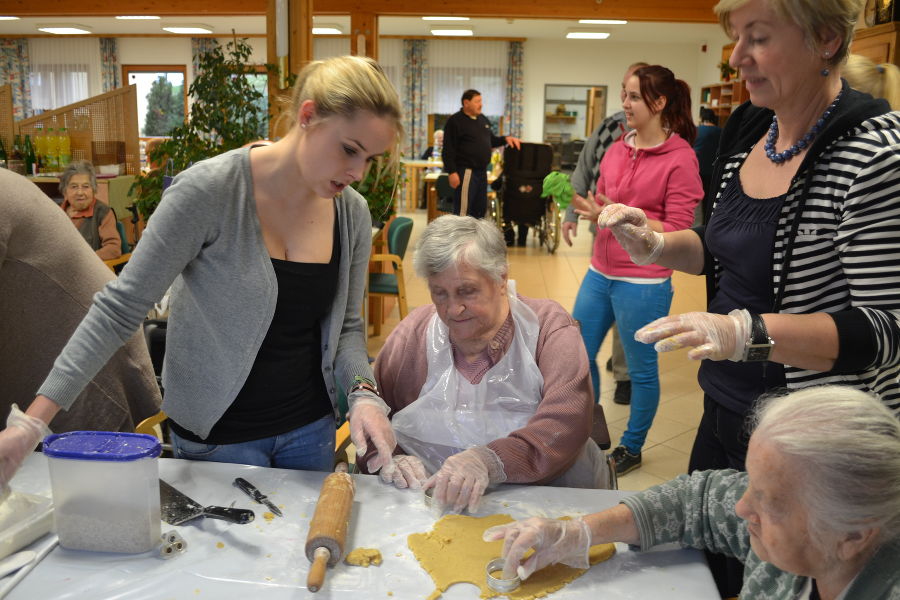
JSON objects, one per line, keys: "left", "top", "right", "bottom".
{"left": 486, "top": 385, "right": 900, "bottom": 599}
{"left": 363, "top": 215, "right": 610, "bottom": 513}
{"left": 59, "top": 160, "right": 122, "bottom": 261}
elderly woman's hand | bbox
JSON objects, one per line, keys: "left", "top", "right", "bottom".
{"left": 636, "top": 309, "right": 752, "bottom": 361}
{"left": 347, "top": 392, "right": 397, "bottom": 473}
{"left": 482, "top": 517, "right": 591, "bottom": 580}
{"left": 597, "top": 204, "right": 665, "bottom": 265}
{"left": 423, "top": 446, "right": 506, "bottom": 513}
{"left": 378, "top": 454, "right": 429, "bottom": 489}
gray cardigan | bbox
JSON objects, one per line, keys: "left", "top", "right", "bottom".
{"left": 39, "top": 147, "right": 375, "bottom": 438}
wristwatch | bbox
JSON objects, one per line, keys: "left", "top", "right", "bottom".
{"left": 743, "top": 313, "right": 775, "bottom": 362}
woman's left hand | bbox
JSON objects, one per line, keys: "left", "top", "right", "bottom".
{"left": 635, "top": 309, "right": 751, "bottom": 361}
{"left": 423, "top": 446, "right": 506, "bottom": 513}
{"left": 572, "top": 191, "right": 612, "bottom": 223}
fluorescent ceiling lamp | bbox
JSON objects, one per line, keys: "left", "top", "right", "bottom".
{"left": 566, "top": 30, "right": 610, "bottom": 40}
{"left": 162, "top": 24, "right": 213, "bottom": 34}
{"left": 312, "top": 24, "right": 343, "bottom": 34}
{"left": 38, "top": 24, "right": 92, "bottom": 34}
{"left": 0, "top": 16, "right": 21, "bottom": 20}
{"left": 430, "top": 27, "right": 474, "bottom": 36}
{"left": 422, "top": 16, "right": 470, "bottom": 21}
{"left": 116, "top": 16, "right": 161, "bottom": 20}
{"left": 579, "top": 19, "right": 628, "bottom": 25}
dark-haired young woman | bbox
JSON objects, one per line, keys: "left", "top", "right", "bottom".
{"left": 571, "top": 65, "right": 703, "bottom": 475}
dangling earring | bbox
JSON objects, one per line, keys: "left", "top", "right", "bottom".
{"left": 301, "top": 122, "right": 307, "bottom": 129}
{"left": 821, "top": 51, "right": 830, "bottom": 77}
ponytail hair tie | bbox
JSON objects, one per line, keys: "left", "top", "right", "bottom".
{"left": 877, "top": 64, "right": 885, "bottom": 74}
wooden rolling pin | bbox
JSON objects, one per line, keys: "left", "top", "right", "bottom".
{"left": 305, "top": 472, "right": 356, "bottom": 592}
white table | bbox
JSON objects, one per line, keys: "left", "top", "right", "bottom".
{"left": 5, "top": 455, "right": 718, "bottom": 599}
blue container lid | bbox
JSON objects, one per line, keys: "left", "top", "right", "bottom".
{"left": 43, "top": 431, "right": 161, "bottom": 461}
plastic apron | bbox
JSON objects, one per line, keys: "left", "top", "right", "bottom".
{"left": 392, "top": 281, "right": 608, "bottom": 489}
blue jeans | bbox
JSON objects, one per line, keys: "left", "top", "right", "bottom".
{"left": 572, "top": 270, "right": 673, "bottom": 454}
{"left": 170, "top": 415, "right": 336, "bottom": 471}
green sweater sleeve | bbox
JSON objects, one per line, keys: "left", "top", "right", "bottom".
{"left": 621, "top": 470, "right": 752, "bottom": 560}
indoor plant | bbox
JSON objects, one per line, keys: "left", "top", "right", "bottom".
{"left": 131, "top": 35, "right": 272, "bottom": 219}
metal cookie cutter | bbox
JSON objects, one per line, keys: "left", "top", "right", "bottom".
{"left": 486, "top": 558, "right": 521, "bottom": 593}
{"left": 159, "top": 530, "right": 187, "bottom": 559}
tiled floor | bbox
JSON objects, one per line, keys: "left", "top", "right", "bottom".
{"left": 367, "top": 208, "right": 707, "bottom": 491}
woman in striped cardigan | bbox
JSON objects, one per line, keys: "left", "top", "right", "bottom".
{"left": 601, "top": 0, "right": 900, "bottom": 475}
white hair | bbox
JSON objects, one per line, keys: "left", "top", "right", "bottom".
{"left": 413, "top": 215, "right": 508, "bottom": 283}
{"left": 751, "top": 386, "right": 900, "bottom": 546}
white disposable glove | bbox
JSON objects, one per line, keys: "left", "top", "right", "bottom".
{"left": 597, "top": 203, "right": 665, "bottom": 265}
{"left": 423, "top": 446, "right": 506, "bottom": 513}
{"left": 0, "top": 404, "right": 52, "bottom": 492}
{"left": 347, "top": 391, "right": 396, "bottom": 474}
{"left": 378, "top": 454, "right": 429, "bottom": 490}
{"left": 482, "top": 517, "right": 592, "bottom": 580}
{"left": 635, "top": 308, "right": 752, "bottom": 362}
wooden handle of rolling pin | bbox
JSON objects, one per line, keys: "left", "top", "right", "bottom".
{"left": 305, "top": 472, "right": 356, "bottom": 593}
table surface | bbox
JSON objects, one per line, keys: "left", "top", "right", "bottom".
{"left": 401, "top": 159, "right": 443, "bottom": 168}
{"left": 6, "top": 455, "right": 718, "bottom": 599}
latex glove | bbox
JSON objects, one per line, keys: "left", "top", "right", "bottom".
{"left": 378, "top": 454, "right": 429, "bottom": 489}
{"left": 483, "top": 517, "right": 591, "bottom": 580}
{"left": 423, "top": 446, "right": 506, "bottom": 513}
{"left": 0, "top": 404, "right": 52, "bottom": 491}
{"left": 597, "top": 203, "right": 665, "bottom": 265}
{"left": 347, "top": 392, "right": 397, "bottom": 474}
{"left": 636, "top": 308, "right": 752, "bottom": 361}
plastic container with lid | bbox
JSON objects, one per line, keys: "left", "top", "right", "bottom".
{"left": 43, "top": 431, "right": 162, "bottom": 553}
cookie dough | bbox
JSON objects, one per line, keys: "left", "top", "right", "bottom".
{"left": 345, "top": 547, "right": 383, "bottom": 567}
{"left": 408, "top": 514, "right": 615, "bottom": 600}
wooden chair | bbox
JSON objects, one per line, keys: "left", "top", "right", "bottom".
{"left": 369, "top": 216, "right": 414, "bottom": 336}
{"left": 135, "top": 410, "right": 172, "bottom": 456}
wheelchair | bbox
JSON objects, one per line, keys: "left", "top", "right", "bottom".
{"left": 498, "top": 143, "right": 561, "bottom": 254}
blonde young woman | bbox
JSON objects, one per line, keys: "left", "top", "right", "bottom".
{"left": 0, "top": 56, "right": 401, "bottom": 487}
{"left": 843, "top": 53, "right": 900, "bottom": 110}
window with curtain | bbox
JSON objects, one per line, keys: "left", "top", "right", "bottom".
{"left": 28, "top": 38, "right": 102, "bottom": 113}
{"left": 426, "top": 40, "right": 507, "bottom": 117}
{"left": 378, "top": 38, "right": 404, "bottom": 100}
{"left": 313, "top": 37, "right": 351, "bottom": 60}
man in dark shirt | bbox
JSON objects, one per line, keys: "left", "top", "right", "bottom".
{"left": 442, "top": 89, "right": 520, "bottom": 218}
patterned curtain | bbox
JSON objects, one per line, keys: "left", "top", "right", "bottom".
{"left": 99, "top": 38, "right": 120, "bottom": 92}
{"left": 0, "top": 39, "right": 32, "bottom": 119}
{"left": 504, "top": 41, "right": 524, "bottom": 138}
{"left": 191, "top": 38, "right": 219, "bottom": 79}
{"left": 402, "top": 39, "right": 428, "bottom": 159}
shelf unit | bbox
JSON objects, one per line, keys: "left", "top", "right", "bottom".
{"left": 545, "top": 114, "right": 577, "bottom": 123}
{"left": 700, "top": 80, "right": 749, "bottom": 122}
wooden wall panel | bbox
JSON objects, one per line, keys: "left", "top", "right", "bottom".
{"left": 9, "top": 0, "right": 718, "bottom": 23}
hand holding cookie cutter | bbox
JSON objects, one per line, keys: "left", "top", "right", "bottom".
{"left": 486, "top": 557, "right": 521, "bottom": 593}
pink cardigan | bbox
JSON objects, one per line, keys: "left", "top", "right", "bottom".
{"left": 369, "top": 295, "right": 593, "bottom": 484}
{"left": 591, "top": 132, "right": 702, "bottom": 278}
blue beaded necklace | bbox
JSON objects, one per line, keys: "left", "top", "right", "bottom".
{"left": 764, "top": 89, "right": 843, "bottom": 164}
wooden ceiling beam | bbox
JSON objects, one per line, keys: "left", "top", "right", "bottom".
{"left": 6, "top": 0, "right": 718, "bottom": 23}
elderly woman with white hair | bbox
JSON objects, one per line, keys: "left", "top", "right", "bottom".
{"left": 365, "top": 215, "right": 610, "bottom": 513}
{"left": 487, "top": 385, "right": 900, "bottom": 599}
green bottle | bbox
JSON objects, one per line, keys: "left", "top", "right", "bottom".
{"left": 23, "top": 134, "right": 36, "bottom": 176}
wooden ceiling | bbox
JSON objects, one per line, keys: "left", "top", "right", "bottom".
{"left": 6, "top": 0, "right": 719, "bottom": 24}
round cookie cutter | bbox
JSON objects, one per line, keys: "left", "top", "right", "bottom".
{"left": 486, "top": 557, "right": 521, "bottom": 593}
{"left": 423, "top": 487, "right": 434, "bottom": 506}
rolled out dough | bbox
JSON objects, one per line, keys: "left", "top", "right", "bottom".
{"left": 408, "top": 514, "right": 615, "bottom": 600}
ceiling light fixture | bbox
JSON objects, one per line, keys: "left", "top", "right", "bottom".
{"left": 422, "top": 16, "right": 470, "bottom": 21}
{"left": 38, "top": 24, "right": 92, "bottom": 34}
{"left": 162, "top": 24, "right": 214, "bottom": 34}
{"left": 312, "top": 24, "right": 343, "bottom": 35}
{"left": 566, "top": 30, "right": 610, "bottom": 40}
{"left": 0, "top": 16, "right": 21, "bottom": 21}
{"left": 578, "top": 19, "right": 627, "bottom": 25}
{"left": 430, "top": 27, "right": 474, "bottom": 37}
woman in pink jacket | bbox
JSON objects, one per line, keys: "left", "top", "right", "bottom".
{"left": 572, "top": 65, "right": 702, "bottom": 476}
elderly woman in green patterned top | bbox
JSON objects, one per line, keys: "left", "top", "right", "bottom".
{"left": 485, "top": 385, "right": 900, "bottom": 600}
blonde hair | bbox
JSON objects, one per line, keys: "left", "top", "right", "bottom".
{"left": 843, "top": 54, "right": 900, "bottom": 110}
{"left": 714, "top": 0, "right": 862, "bottom": 67}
